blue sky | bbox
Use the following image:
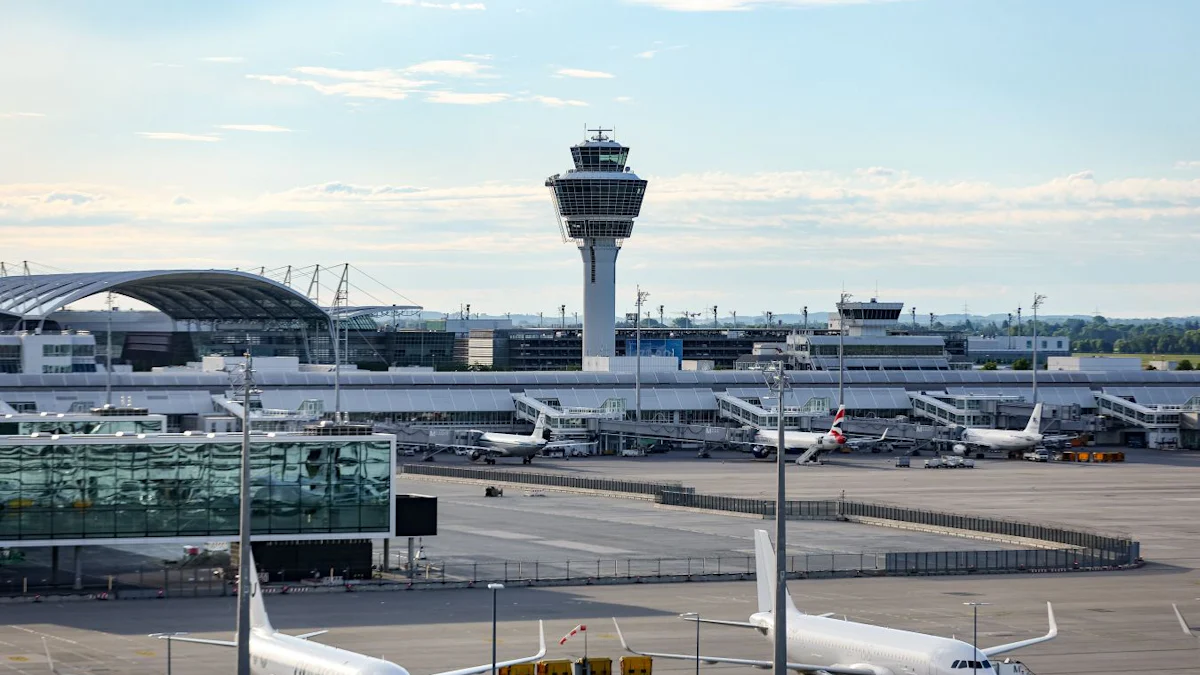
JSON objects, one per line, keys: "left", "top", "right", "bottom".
{"left": 2, "top": 0, "right": 1199, "bottom": 318}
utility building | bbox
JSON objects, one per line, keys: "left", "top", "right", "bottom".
{"left": 546, "top": 129, "right": 648, "bottom": 361}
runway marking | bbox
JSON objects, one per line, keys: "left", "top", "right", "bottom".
{"left": 440, "top": 526, "right": 540, "bottom": 540}
{"left": 537, "top": 540, "right": 631, "bottom": 555}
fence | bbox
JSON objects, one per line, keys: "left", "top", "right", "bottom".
{"left": 656, "top": 491, "right": 1140, "bottom": 568}
{"left": 401, "top": 463, "right": 694, "bottom": 497}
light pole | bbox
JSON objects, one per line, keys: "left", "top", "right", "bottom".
{"left": 679, "top": 613, "right": 700, "bottom": 675}
{"left": 235, "top": 353, "right": 255, "bottom": 675}
{"left": 1031, "top": 294, "right": 1046, "bottom": 404}
{"left": 488, "top": 583, "right": 504, "bottom": 675}
{"left": 963, "top": 602, "right": 991, "bottom": 675}
{"left": 635, "top": 287, "right": 649, "bottom": 422}
{"left": 767, "top": 362, "right": 789, "bottom": 675}
{"left": 148, "top": 632, "right": 189, "bottom": 675}
{"left": 836, "top": 293, "right": 851, "bottom": 409}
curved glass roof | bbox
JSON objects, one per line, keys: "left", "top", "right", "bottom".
{"left": 0, "top": 270, "right": 330, "bottom": 321}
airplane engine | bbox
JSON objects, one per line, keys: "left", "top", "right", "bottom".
{"left": 751, "top": 446, "right": 771, "bottom": 459}
{"left": 844, "top": 665, "right": 893, "bottom": 675}
{"left": 468, "top": 450, "right": 484, "bottom": 462}
{"left": 952, "top": 443, "right": 967, "bottom": 455}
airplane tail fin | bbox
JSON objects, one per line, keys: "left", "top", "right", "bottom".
{"left": 245, "top": 547, "right": 273, "bottom": 633}
{"left": 1024, "top": 403, "right": 1044, "bottom": 435}
{"left": 880, "top": 428, "right": 888, "bottom": 442}
{"left": 532, "top": 414, "right": 548, "bottom": 441}
{"left": 828, "top": 405, "right": 846, "bottom": 444}
{"left": 753, "top": 529, "right": 797, "bottom": 615}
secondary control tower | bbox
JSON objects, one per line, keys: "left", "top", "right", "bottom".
{"left": 546, "top": 128, "right": 648, "bottom": 359}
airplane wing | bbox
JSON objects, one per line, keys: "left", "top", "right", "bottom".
{"left": 151, "top": 634, "right": 237, "bottom": 648}
{"left": 679, "top": 616, "right": 759, "bottom": 628}
{"left": 1173, "top": 604, "right": 1197, "bottom": 638}
{"left": 295, "top": 630, "right": 329, "bottom": 640}
{"left": 428, "top": 620, "right": 546, "bottom": 675}
{"left": 980, "top": 603, "right": 1056, "bottom": 657}
{"left": 612, "top": 619, "right": 872, "bottom": 675}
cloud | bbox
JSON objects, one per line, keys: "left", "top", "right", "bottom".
{"left": 554, "top": 68, "right": 615, "bottom": 79}
{"left": 529, "top": 95, "right": 588, "bottom": 107}
{"left": 172, "top": 196, "right": 195, "bottom": 206}
{"left": 424, "top": 91, "right": 511, "bottom": 104}
{"left": 461, "top": 53, "right": 494, "bottom": 60}
{"left": 1176, "top": 161, "right": 1200, "bottom": 170}
{"left": 248, "top": 67, "right": 435, "bottom": 100}
{"left": 385, "top": 0, "right": 486, "bottom": 8}
{"left": 634, "top": 44, "right": 685, "bottom": 58}
{"left": 0, "top": 112, "right": 46, "bottom": 119}
{"left": 200, "top": 56, "right": 245, "bottom": 63}
{"left": 625, "top": 0, "right": 908, "bottom": 9}
{"left": 151, "top": 62, "right": 183, "bottom": 68}
{"left": 404, "top": 59, "right": 494, "bottom": 77}
{"left": 615, "top": 96, "right": 634, "bottom": 103}
{"left": 44, "top": 192, "right": 99, "bottom": 206}
{"left": 136, "top": 132, "right": 221, "bottom": 142}
{"left": 216, "top": 124, "right": 293, "bottom": 133}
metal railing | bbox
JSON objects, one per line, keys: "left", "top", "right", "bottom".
{"left": 401, "top": 463, "right": 694, "bottom": 496}
{"left": 656, "top": 491, "right": 1140, "bottom": 567}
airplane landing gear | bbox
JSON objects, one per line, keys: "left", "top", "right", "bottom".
{"left": 522, "top": 456, "right": 533, "bottom": 465}
{"left": 485, "top": 457, "right": 496, "bottom": 465}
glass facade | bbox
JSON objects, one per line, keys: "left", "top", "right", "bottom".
{"left": 0, "top": 417, "right": 166, "bottom": 436}
{"left": 0, "top": 435, "right": 393, "bottom": 542}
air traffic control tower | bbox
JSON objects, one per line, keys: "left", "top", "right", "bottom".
{"left": 546, "top": 129, "right": 648, "bottom": 359}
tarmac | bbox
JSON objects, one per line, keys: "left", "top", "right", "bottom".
{"left": 1, "top": 568, "right": 1197, "bottom": 674}
{"left": 1, "top": 448, "right": 1197, "bottom": 674}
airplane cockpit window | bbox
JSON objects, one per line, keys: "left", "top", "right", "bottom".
{"left": 951, "top": 661, "right": 991, "bottom": 670}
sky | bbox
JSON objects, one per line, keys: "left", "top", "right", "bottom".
{"left": 2, "top": 0, "right": 1199, "bottom": 319}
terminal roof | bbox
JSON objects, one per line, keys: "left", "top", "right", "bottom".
{"left": 0, "top": 270, "right": 330, "bottom": 322}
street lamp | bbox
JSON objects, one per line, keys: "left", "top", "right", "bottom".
{"left": 963, "top": 603, "right": 991, "bottom": 675}
{"left": 148, "top": 632, "right": 189, "bottom": 675}
{"left": 488, "top": 583, "right": 504, "bottom": 675}
{"left": 679, "top": 613, "right": 701, "bottom": 675}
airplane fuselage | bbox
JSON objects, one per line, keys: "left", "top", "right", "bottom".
{"left": 959, "top": 429, "right": 1042, "bottom": 452}
{"left": 471, "top": 433, "right": 546, "bottom": 458}
{"left": 250, "top": 630, "right": 410, "bottom": 675}
{"left": 753, "top": 430, "right": 841, "bottom": 451}
{"left": 753, "top": 610, "right": 997, "bottom": 675}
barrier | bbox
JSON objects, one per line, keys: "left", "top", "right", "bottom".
{"left": 402, "top": 464, "right": 693, "bottom": 497}
{"left": 656, "top": 491, "right": 1140, "bottom": 569}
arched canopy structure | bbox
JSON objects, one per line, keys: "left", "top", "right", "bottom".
{"left": 0, "top": 270, "right": 331, "bottom": 322}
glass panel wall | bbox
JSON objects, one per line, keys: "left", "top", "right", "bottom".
{"left": 0, "top": 437, "right": 392, "bottom": 541}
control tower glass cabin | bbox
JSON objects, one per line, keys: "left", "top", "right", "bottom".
{"left": 545, "top": 129, "right": 648, "bottom": 358}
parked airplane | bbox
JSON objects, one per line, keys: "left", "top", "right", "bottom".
{"left": 140, "top": 550, "right": 546, "bottom": 675}
{"left": 953, "top": 403, "right": 1044, "bottom": 455}
{"left": 845, "top": 428, "right": 890, "bottom": 453}
{"left": 750, "top": 406, "right": 847, "bottom": 464}
{"left": 614, "top": 529, "right": 1057, "bottom": 675}
{"left": 466, "top": 414, "right": 551, "bottom": 464}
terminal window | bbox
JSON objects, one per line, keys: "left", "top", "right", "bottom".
{"left": 0, "top": 438, "right": 392, "bottom": 541}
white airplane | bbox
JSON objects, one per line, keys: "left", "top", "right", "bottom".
{"left": 466, "top": 414, "right": 551, "bottom": 464}
{"left": 751, "top": 406, "right": 847, "bottom": 464}
{"left": 144, "top": 550, "right": 546, "bottom": 675}
{"left": 845, "top": 428, "right": 890, "bottom": 453}
{"left": 953, "top": 403, "right": 1044, "bottom": 455}
{"left": 614, "top": 529, "right": 1057, "bottom": 675}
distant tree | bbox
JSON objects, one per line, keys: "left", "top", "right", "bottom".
{"left": 1012, "top": 358, "right": 1032, "bottom": 371}
{"left": 1145, "top": 364, "right": 1157, "bottom": 370}
{"left": 981, "top": 361, "right": 998, "bottom": 371}
{"left": 1179, "top": 359, "right": 1194, "bottom": 371}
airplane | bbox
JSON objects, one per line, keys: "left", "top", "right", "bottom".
{"left": 952, "top": 403, "right": 1044, "bottom": 455}
{"left": 465, "top": 414, "right": 551, "bottom": 465}
{"left": 845, "top": 428, "right": 891, "bottom": 453}
{"left": 749, "top": 406, "right": 847, "bottom": 464}
{"left": 614, "top": 529, "right": 1057, "bottom": 675}
{"left": 141, "top": 549, "right": 546, "bottom": 675}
